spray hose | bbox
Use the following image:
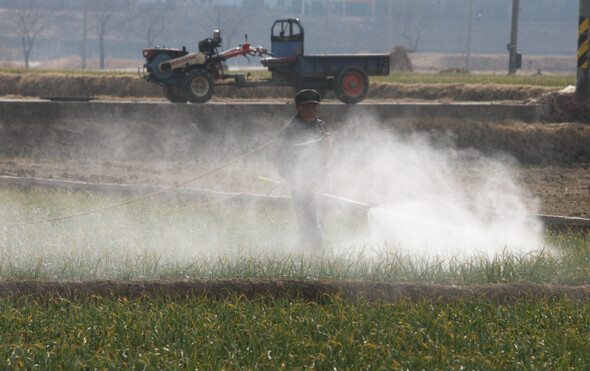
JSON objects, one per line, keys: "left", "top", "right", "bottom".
{"left": 6, "top": 138, "right": 278, "bottom": 227}
{"left": 257, "top": 176, "right": 373, "bottom": 226}
{"left": 259, "top": 182, "right": 316, "bottom": 226}
{"left": 257, "top": 176, "right": 371, "bottom": 210}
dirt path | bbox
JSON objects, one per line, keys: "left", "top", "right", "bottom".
{"left": 0, "top": 159, "right": 588, "bottom": 218}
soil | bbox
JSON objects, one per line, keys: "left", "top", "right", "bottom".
{"left": 0, "top": 159, "right": 588, "bottom": 219}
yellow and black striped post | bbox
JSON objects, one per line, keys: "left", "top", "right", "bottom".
{"left": 580, "top": 17, "right": 589, "bottom": 69}
{"left": 578, "top": 1, "right": 590, "bottom": 95}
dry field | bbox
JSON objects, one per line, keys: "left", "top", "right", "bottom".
{"left": 0, "top": 71, "right": 588, "bottom": 218}
{"left": 0, "top": 157, "right": 587, "bottom": 219}
{"left": 0, "top": 71, "right": 588, "bottom": 301}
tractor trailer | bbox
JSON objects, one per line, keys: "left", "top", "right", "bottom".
{"left": 140, "top": 18, "right": 390, "bottom": 104}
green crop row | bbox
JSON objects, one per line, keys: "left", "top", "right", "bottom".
{"left": 0, "top": 187, "right": 588, "bottom": 285}
{"left": 0, "top": 295, "right": 588, "bottom": 369}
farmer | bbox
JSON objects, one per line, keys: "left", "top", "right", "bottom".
{"left": 276, "top": 89, "right": 332, "bottom": 253}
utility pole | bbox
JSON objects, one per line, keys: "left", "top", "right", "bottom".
{"left": 466, "top": 0, "right": 474, "bottom": 71}
{"left": 82, "top": 0, "right": 87, "bottom": 69}
{"left": 507, "top": 0, "right": 520, "bottom": 74}
{"left": 323, "top": 0, "right": 328, "bottom": 53}
{"left": 387, "top": 0, "right": 393, "bottom": 49}
{"left": 577, "top": 0, "right": 590, "bottom": 96}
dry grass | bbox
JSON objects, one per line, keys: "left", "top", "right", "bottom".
{"left": 411, "top": 53, "right": 576, "bottom": 74}
{"left": 2, "top": 53, "right": 575, "bottom": 74}
{"left": 367, "top": 81, "right": 556, "bottom": 101}
{"left": 0, "top": 72, "right": 562, "bottom": 101}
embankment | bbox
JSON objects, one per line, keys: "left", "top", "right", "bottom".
{"left": 0, "top": 72, "right": 557, "bottom": 101}
{"left": 0, "top": 99, "right": 589, "bottom": 165}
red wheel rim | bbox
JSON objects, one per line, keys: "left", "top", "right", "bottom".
{"left": 341, "top": 70, "right": 365, "bottom": 97}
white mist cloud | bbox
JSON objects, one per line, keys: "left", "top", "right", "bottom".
{"left": 328, "top": 115, "right": 544, "bottom": 261}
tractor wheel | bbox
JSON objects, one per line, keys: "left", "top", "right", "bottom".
{"left": 164, "top": 86, "right": 187, "bottom": 103}
{"left": 333, "top": 67, "right": 369, "bottom": 104}
{"left": 185, "top": 70, "right": 214, "bottom": 103}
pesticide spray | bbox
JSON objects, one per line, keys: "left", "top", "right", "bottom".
{"left": 0, "top": 109, "right": 548, "bottom": 273}
{"left": 320, "top": 117, "right": 546, "bottom": 261}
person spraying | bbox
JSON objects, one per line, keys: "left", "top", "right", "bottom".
{"left": 276, "top": 89, "right": 332, "bottom": 253}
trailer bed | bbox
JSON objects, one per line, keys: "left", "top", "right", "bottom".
{"left": 298, "top": 54, "right": 390, "bottom": 78}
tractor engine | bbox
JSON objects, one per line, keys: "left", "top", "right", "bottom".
{"left": 198, "top": 29, "right": 222, "bottom": 56}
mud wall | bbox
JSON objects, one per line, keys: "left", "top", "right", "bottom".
{"left": 0, "top": 99, "right": 545, "bottom": 124}
{"left": 0, "top": 100, "right": 588, "bottom": 164}
{"left": 0, "top": 73, "right": 556, "bottom": 102}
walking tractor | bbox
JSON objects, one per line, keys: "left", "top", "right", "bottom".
{"left": 140, "top": 18, "right": 390, "bottom": 104}
{"left": 140, "top": 30, "right": 271, "bottom": 103}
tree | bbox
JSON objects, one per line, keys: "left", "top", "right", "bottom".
{"left": 9, "top": 0, "right": 58, "bottom": 68}
{"left": 119, "top": 1, "right": 171, "bottom": 48}
{"left": 92, "top": 0, "right": 117, "bottom": 69}
{"left": 136, "top": 2, "right": 171, "bottom": 47}
{"left": 205, "top": 4, "right": 251, "bottom": 51}
{"left": 399, "top": 3, "right": 425, "bottom": 52}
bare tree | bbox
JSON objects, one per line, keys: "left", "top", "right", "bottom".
{"left": 137, "top": 3, "right": 171, "bottom": 47}
{"left": 92, "top": 0, "right": 117, "bottom": 69}
{"left": 399, "top": 4, "right": 425, "bottom": 52}
{"left": 118, "top": 1, "right": 171, "bottom": 48}
{"left": 8, "top": 0, "right": 57, "bottom": 68}
{"left": 206, "top": 4, "right": 251, "bottom": 51}
{"left": 401, "top": 22, "right": 423, "bottom": 52}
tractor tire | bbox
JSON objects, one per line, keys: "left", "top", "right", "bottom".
{"left": 164, "top": 86, "right": 187, "bottom": 103}
{"left": 185, "top": 70, "right": 214, "bottom": 103}
{"left": 333, "top": 67, "right": 369, "bottom": 104}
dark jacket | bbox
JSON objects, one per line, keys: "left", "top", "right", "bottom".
{"left": 276, "top": 114, "right": 329, "bottom": 189}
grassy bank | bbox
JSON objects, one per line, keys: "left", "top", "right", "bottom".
{"left": 374, "top": 71, "right": 575, "bottom": 87}
{"left": 0, "top": 67, "right": 575, "bottom": 87}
